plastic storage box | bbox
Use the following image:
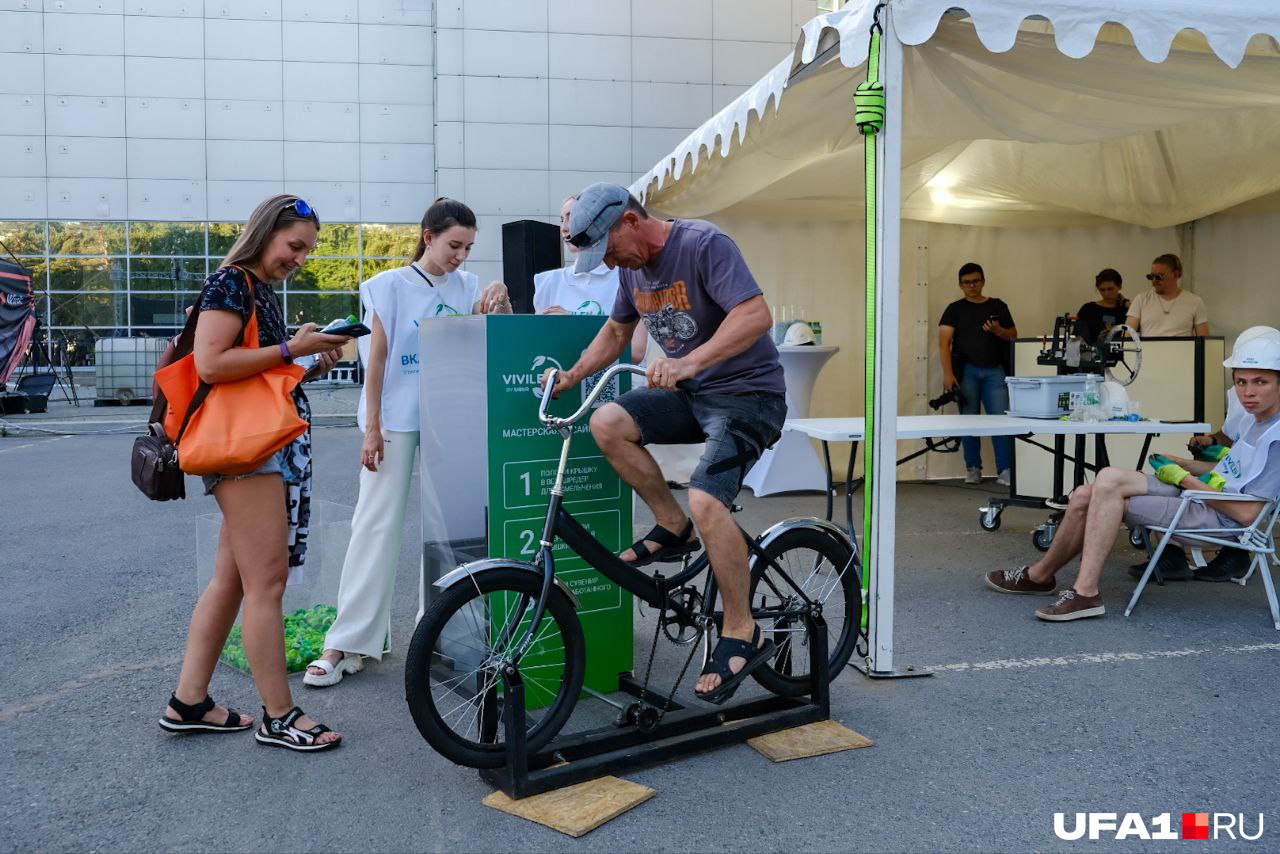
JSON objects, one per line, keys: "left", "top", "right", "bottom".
{"left": 95, "top": 337, "right": 170, "bottom": 405}
{"left": 1005, "top": 374, "right": 1098, "bottom": 418}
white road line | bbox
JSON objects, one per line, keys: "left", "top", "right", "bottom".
{"left": 925, "top": 642, "right": 1280, "bottom": 674}
{"left": 0, "top": 435, "right": 71, "bottom": 453}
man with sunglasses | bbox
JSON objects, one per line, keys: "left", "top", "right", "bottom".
{"left": 543, "top": 182, "right": 787, "bottom": 704}
{"left": 1124, "top": 253, "right": 1209, "bottom": 337}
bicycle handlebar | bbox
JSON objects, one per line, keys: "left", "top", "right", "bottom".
{"left": 538, "top": 363, "right": 700, "bottom": 427}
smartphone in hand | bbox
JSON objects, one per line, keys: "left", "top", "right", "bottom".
{"left": 321, "top": 319, "right": 371, "bottom": 337}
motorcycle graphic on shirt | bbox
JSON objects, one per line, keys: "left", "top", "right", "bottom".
{"left": 643, "top": 303, "right": 698, "bottom": 351}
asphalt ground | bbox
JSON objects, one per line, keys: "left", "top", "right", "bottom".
{"left": 2, "top": 417, "right": 1278, "bottom": 852}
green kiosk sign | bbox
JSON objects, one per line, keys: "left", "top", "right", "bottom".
{"left": 484, "top": 316, "right": 634, "bottom": 698}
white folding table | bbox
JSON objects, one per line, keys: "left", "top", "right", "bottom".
{"left": 785, "top": 415, "right": 1210, "bottom": 537}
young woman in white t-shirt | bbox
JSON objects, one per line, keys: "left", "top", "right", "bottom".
{"left": 305, "top": 197, "right": 512, "bottom": 687}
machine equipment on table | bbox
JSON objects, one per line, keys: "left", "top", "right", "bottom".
{"left": 983, "top": 317, "right": 1144, "bottom": 549}
{"left": 1037, "top": 314, "right": 1142, "bottom": 386}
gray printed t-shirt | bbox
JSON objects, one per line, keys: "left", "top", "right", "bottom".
{"left": 611, "top": 219, "right": 785, "bottom": 395}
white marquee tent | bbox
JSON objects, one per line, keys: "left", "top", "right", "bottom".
{"left": 631, "top": 1, "right": 1280, "bottom": 673}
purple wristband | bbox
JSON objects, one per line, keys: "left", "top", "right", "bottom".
{"left": 279, "top": 341, "right": 293, "bottom": 364}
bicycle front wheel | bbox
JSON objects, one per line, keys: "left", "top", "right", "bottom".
{"left": 749, "top": 526, "right": 860, "bottom": 696}
{"left": 404, "top": 567, "right": 585, "bottom": 768}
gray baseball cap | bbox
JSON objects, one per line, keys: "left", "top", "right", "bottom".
{"left": 567, "top": 182, "right": 630, "bottom": 274}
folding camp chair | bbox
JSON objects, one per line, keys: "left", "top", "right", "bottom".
{"left": 1125, "top": 490, "right": 1280, "bottom": 629}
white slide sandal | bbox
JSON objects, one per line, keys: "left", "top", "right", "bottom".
{"left": 302, "top": 654, "right": 364, "bottom": 688}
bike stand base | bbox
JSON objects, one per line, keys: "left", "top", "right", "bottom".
{"left": 481, "top": 613, "right": 832, "bottom": 801}
{"left": 847, "top": 658, "right": 933, "bottom": 679}
{"left": 481, "top": 695, "right": 827, "bottom": 800}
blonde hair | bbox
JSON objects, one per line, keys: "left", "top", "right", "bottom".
{"left": 1152, "top": 253, "right": 1182, "bottom": 274}
{"left": 222, "top": 194, "right": 320, "bottom": 274}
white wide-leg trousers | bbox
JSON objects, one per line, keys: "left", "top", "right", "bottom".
{"left": 324, "top": 429, "right": 420, "bottom": 659}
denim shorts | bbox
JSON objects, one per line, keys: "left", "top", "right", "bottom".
{"left": 201, "top": 449, "right": 294, "bottom": 496}
{"left": 614, "top": 387, "right": 787, "bottom": 507}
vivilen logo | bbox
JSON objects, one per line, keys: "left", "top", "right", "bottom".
{"left": 1054, "top": 812, "right": 1264, "bottom": 841}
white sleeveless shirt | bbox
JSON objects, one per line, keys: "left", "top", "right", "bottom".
{"left": 356, "top": 264, "right": 481, "bottom": 432}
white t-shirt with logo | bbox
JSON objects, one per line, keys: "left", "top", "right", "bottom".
{"left": 1126, "top": 289, "right": 1208, "bottom": 337}
{"left": 356, "top": 263, "right": 481, "bottom": 432}
{"left": 533, "top": 262, "right": 621, "bottom": 315}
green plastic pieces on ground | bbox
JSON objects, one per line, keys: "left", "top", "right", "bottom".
{"left": 220, "top": 604, "right": 338, "bottom": 674}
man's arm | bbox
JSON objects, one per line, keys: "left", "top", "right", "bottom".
{"left": 1194, "top": 321, "right": 1210, "bottom": 336}
{"left": 682, "top": 294, "right": 772, "bottom": 372}
{"left": 1125, "top": 315, "right": 1141, "bottom": 332}
{"left": 555, "top": 318, "right": 636, "bottom": 390}
{"left": 938, "top": 325, "right": 957, "bottom": 389}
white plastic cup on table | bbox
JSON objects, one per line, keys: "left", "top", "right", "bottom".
{"left": 1127, "top": 400, "right": 1142, "bottom": 421}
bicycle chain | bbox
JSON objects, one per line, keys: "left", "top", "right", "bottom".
{"left": 635, "top": 588, "right": 706, "bottom": 725}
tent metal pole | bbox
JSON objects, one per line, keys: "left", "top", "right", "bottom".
{"left": 866, "top": 6, "right": 904, "bottom": 677}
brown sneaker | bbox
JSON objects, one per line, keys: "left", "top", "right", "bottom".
{"left": 1035, "top": 588, "right": 1105, "bottom": 622}
{"left": 984, "top": 566, "right": 1057, "bottom": 595}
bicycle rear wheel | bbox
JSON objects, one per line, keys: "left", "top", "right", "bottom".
{"left": 404, "top": 567, "right": 585, "bottom": 768}
{"left": 748, "top": 526, "right": 859, "bottom": 696}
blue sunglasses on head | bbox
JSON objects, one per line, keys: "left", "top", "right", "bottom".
{"left": 285, "top": 198, "right": 316, "bottom": 219}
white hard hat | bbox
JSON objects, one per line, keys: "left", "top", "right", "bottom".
{"left": 1224, "top": 332, "right": 1280, "bottom": 371}
{"left": 782, "top": 321, "right": 816, "bottom": 346}
{"left": 1234, "top": 326, "right": 1279, "bottom": 350}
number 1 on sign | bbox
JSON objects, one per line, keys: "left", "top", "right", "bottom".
{"left": 519, "top": 471, "right": 531, "bottom": 496}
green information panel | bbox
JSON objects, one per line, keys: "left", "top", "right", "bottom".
{"left": 486, "top": 316, "right": 633, "bottom": 700}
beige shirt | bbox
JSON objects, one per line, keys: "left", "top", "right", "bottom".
{"left": 1126, "top": 289, "right": 1208, "bottom": 336}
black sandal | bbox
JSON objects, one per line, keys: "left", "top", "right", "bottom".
{"left": 255, "top": 706, "right": 341, "bottom": 752}
{"left": 625, "top": 519, "right": 701, "bottom": 568}
{"left": 694, "top": 626, "right": 775, "bottom": 706}
{"left": 158, "top": 693, "right": 252, "bottom": 734}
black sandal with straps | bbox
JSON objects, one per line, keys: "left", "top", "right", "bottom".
{"left": 255, "top": 706, "right": 341, "bottom": 752}
{"left": 158, "top": 693, "right": 253, "bottom": 734}
{"left": 625, "top": 519, "right": 701, "bottom": 568}
{"left": 694, "top": 626, "right": 775, "bottom": 706}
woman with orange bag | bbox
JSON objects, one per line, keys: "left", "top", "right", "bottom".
{"left": 158, "top": 194, "right": 351, "bottom": 752}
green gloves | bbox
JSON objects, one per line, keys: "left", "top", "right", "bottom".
{"left": 1199, "top": 471, "right": 1228, "bottom": 492}
{"left": 1195, "top": 444, "right": 1230, "bottom": 462}
{"left": 1149, "top": 454, "right": 1191, "bottom": 487}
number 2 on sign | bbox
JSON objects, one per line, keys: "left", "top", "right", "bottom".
{"left": 518, "top": 528, "right": 537, "bottom": 556}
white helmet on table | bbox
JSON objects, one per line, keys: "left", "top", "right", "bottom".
{"left": 1224, "top": 330, "right": 1280, "bottom": 371}
{"left": 782, "top": 321, "right": 816, "bottom": 346}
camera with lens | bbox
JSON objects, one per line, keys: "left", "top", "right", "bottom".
{"left": 928, "top": 386, "right": 967, "bottom": 411}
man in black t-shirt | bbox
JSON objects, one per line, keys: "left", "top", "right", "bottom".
{"left": 938, "top": 262, "right": 1017, "bottom": 484}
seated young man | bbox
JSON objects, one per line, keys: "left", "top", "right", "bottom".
{"left": 983, "top": 333, "right": 1280, "bottom": 621}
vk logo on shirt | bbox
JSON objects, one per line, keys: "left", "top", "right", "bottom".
{"left": 402, "top": 353, "right": 419, "bottom": 366}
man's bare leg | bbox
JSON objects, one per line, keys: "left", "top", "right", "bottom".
{"left": 1024, "top": 485, "right": 1092, "bottom": 584}
{"left": 688, "top": 488, "right": 756, "bottom": 695}
{"left": 590, "top": 402, "right": 692, "bottom": 560}
{"left": 1071, "top": 468, "right": 1149, "bottom": 596}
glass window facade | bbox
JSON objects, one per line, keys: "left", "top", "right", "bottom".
{"left": 0, "top": 220, "right": 418, "bottom": 366}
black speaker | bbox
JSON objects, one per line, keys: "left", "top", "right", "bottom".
{"left": 501, "top": 220, "right": 563, "bottom": 315}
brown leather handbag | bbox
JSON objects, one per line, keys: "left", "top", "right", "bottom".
{"left": 131, "top": 309, "right": 196, "bottom": 501}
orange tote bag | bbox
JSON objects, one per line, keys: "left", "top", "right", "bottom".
{"left": 154, "top": 273, "right": 306, "bottom": 476}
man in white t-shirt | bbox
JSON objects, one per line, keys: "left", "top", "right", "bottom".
{"left": 535, "top": 194, "right": 646, "bottom": 361}
{"left": 1124, "top": 253, "right": 1209, "bottom": 337}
